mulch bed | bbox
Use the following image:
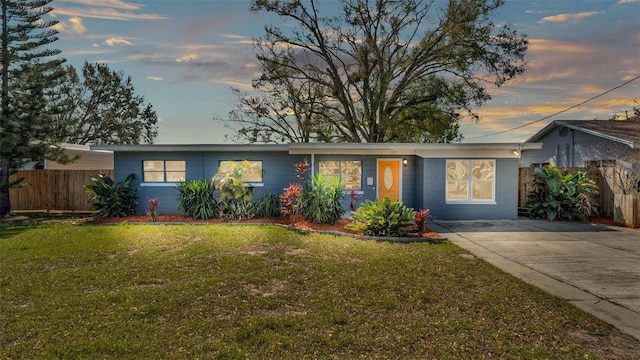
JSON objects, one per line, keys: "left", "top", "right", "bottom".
{"left": 83, "top": 214, "right": 444, "bottom": 240}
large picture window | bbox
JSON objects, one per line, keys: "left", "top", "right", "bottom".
{"left": 143, "top": 160, "right": 186, "bottom": 182}
{"left": 318, "top": 160, "right": 362, "bottom": 190}
{"left": 446, "top": 159, "right": 495, "bottom": 202}
{"left": 218, "top": 160, "right": 263, "bottom": 183}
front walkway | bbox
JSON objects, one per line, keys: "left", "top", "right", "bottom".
{"left": 429, "top": 219, "right": 640, "bottom": 341}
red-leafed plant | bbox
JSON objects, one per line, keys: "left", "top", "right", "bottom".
{"left": 279, "top": 183, "right": 302, "bottom": 225}
{"left": 147, "top": 197, "right": 160, "bottom": 222}
{"left": 414, "top": 208, "right": 432, "bottom": 235}
{"left": 349, "top": 189, "right": 361, "bottom": 211}
{"left": 294, "top": 158, "right": 310, "bottom": 181}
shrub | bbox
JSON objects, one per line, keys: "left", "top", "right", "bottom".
{"left": 175, "top": 180, "right": 217, "bottom": 219}
{"left": 254, "top": 191, "right": 280, "bottom": 218}
{"left": 87, "top": 173, "right": 137, "bottom": 218}
{"left": 220, "top": 200, "right": 255, "bottom": 221}
{"left": 299, "top": 173, "right": 345, "bottom": 225}
{"left": 526, "top": 166, "right": 599, "bottom": 221}
{"left": 212, "top": 161, "right": 255, "bottom": 220}
{"left": 414, "top": 208, "right": 432, "bottom": 235}
{"left": 347, "top": 197, "right": 415, "bottom": 237}
{"left": 295, "top": 158, "right": 310, "bottom": 181}
{"left": 280, "top": 183, "right": 302, "bottom": 225}
{"left": 147, "top": 197, "right": 160, "bottom": 222}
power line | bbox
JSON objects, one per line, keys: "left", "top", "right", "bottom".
{"left": 467, "top": 74, "right": 640, "bottom": 140}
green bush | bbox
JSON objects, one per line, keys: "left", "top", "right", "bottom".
{"left": 526, "top": 166, "right": 599, "bottom": 222}
{"left": 299, "top": 174, "right": 345, "bottom": 225}
{"left": 175, "top": 180, "right": 217, "bottom": 219}
{"left": 220, "top": 200, "right": 255, "bottom": 221}
{"left": 212, "top": 161, "right": 254, "bottom": 204}
{"left": 254, "top": 191, "right": 280, "bottom": 218}
{"left": 347, "top": 197, "right": 415, "bottom": 237}
{"left": 212, "top": 161, "right": 255, "bottom": 220}
{"left": 87, "top": 173, "right": 137, "bottom": 218}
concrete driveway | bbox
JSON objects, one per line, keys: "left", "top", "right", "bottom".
{"left": 429, "top": 219, "right": 640, "bottom": 340}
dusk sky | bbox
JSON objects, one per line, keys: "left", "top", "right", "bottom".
{"left": 50, "top": 0, "right": 640, "bottom": 144}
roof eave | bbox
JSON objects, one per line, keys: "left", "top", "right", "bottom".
{"left": 90, "top": 144, "right": 290, "bottom": 152}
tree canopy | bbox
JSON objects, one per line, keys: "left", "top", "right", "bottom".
{"left": 52, "top": 62, "right": 158, "bottom": 145}
{"left": 223, "top": 0, "right": 527, "bottom": 143}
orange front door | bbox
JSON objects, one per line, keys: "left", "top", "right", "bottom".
{"left": 377, "top": 159, "right": 401, "bottom": 201}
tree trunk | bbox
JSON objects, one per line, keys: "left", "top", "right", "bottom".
{"left": 0, "top": 156, "right": 10, "bottom": 216}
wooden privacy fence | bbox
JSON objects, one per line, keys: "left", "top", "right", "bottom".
{"left": 518, "top": 166, "right": 639, "bottom": 227}
{"left": 9, "top": 169, "right": 113, "bottom": 212}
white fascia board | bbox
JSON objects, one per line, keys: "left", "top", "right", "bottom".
{"left": 522, "top": 143, "right": 543, "bottom": 150}
{"left": 416, "top": 149, "right": 521, "bottom": 159}
{"left": 287, "top": 143, "right": 418, "bottom": 155}
{"left": 91, "top": 142, "right": 538, "bottom": 157}
{"left": 288, "top": 143, "right": 532, "bottom": 156}
{"left": 90, "top": 144, "right": 289, "bottom": 152}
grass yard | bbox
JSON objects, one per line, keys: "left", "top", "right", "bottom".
{"left": 1, "top": 220, "right": 639, "bottom": 359}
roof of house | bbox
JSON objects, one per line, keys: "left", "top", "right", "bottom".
{"left": 526, "top": 119, "right": 640, "bottom": 148}
{"left": 92, "top": 142, "right": 542, "bottom": 159}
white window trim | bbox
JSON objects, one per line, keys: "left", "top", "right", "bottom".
{"left": 143, "top": 160, "right": 186, "bottom": 183}
{"left": 141, "top": 182, "right": 180, "bottom": 187}
{"left": 445, "top": 159, "right": 496, "bottom": 205}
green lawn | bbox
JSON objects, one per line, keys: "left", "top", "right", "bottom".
{"left": 1, "top": 220, "right": 638, "bottom": 359}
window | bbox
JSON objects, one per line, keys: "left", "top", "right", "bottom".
{"left": 319, "top": 160, "right": 362, "bottom": 190}
{"left": 218, "top": 160, "right": 263, "bottom": 183}
{"left": 446, "top": 159, "right": 495, "bottom": 202}
{"left": 143, "top": 160, "right": 186, "bottom": 182}
{"left": 585, "top": 159, "right": 616, "bottom": 168}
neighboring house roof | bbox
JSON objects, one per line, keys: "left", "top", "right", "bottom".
{"left": 526, "top": 119, "right": 640, "bottom": 149}
{"left": 92, "top": 142, "right": 542, "bottom": 159}
{"left": 45, "top": 143, "right": 114, "bottom": 170}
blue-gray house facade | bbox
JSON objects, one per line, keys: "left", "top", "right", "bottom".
{"left": 92, "top": 143, "right": 541, "bottom": 220}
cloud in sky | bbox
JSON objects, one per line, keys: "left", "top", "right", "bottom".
{"left": 538, "top": 11, "right": 600, "bottom": 23}
{"left": 53, "top": 0, "right": 167, "bottom": 21}
{"left": 53, "top": 16, "right": 86, "bottom": 34}
{"left": 56, "top": 0, "right": 142, "bottom": 10}
{"left": 176, "top": 54, "right": 199, "bottom": 63}
{"left": 104, "top": 37, "right": 133, "bottom": 46}
{"left": 53, "top": 7, "right": 167, "bottom": 21}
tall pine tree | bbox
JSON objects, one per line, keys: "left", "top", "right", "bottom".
{"left": 0, "top": 0, "right": 65, "bottom": 216}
